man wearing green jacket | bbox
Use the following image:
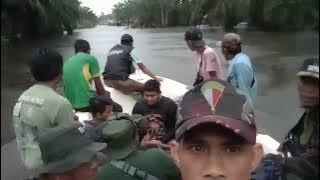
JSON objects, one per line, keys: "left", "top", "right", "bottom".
{"left": 97, "top": 120, "right": 180, "bottom": 180}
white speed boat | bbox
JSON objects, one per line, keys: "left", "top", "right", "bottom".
{"left": 77, "top": 71, "right": 280, "bottom": 155}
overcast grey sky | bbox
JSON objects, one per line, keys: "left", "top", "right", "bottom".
{"left": 80, "top": 0, "right": 122, "bottom": 15}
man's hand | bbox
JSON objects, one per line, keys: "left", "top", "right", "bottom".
{"left": 146, "top": 140, "right": 170, "bottom": 150}
{"left": 137, "top": 63, "right": 159, "bottom": 81}
{"left": 141, "top": 133, "right": 170, "bottom": 150}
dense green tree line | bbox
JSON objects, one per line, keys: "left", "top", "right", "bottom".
{"left": 112, "top": 0, "right": 319, "bottom": 31}
{"left": 1, "top": 0, "right": 98, "bottom": 46}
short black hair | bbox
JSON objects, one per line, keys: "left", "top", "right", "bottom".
{"left": 89, "top": 95, "right": 113, "bottom": 116}
{"left": 29, "top": 48, "right": 63, "bottom": 82}
{"left": 74, "top": 39, "right": 90, "bottom": 53}
{"left": 184, "top": 27, "right": 203, "bottom": 41}
{"left": 121, "top": 34, "right": 133, "bottom": 45}
{"left": 144, "top": 80, "right": 161, "bottom": 93}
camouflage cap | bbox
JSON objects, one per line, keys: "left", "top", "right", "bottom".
{"left": 36, "top": 122, "right": 106, "bottom": 174}
{"left": 176, "top": 79, "right": 257, "bottom": 144}
{"left": 102, "top": 120, "right": 137, "bottom": 160}
{"left": 297, "top": 58, "right": 319, "bottom": 79}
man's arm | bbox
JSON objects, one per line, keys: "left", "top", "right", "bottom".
{"left": 162, "top": 101, "right": 178, "bottom": 143}
{"left": 89, "top": 56, "right": 109, "bottom": 96}
{"left": 93, "top": 76, "right": 108, "bottom": 96}
{"left": 137, "top": 63, "right": 160, "bottom": 81}
{"left": 234, "top": 63, "right": 252, "bottom": 96}
{"left": 205, "top": 50, "right": 219, "bottom": 79}
{"left": 130, "top": 49, "right": 160, "bottom": 81}
{"left": 55, "top": 99, "right": 76, "bottom": 125}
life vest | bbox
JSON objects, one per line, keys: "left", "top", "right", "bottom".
{"left": 103, "top": 44, "right": 135, "bottom": 81}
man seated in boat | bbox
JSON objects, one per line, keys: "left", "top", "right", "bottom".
{"left": 280, "top": 58, "right": 319, "bottom": 157}
{"left": 83, "top": 95, "right": 114, "bottom": 142}
{"left": 276, "top": 58, "right": 319, "bottom": 179}
{"left": 97, "top": 119, "right": 180, "bottom": 180}
{"left": 170, "top": 80, "right": 264, "bottom": 180}
{"left": 132, "top": 80, "right": 177, "bottom": 146}
{"left": 103, "top": 34, "right": 160, "bottom": 94}
{"left": 63, "top": 39, "right": 122, "bottom": 112}
{"left": 33, "top": 122, "right": 106, "bottom": 180}
{"left": 12, "top": 48, "right": 75, "bottom": 171}
{"left": 250, "top": 59, "right": 319, "bottom": 180}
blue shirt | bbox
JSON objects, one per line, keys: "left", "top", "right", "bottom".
{"left": 227, "top": 53, "right": 257, "bottom": 104}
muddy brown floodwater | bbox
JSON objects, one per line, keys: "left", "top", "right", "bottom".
{"left": 1, "top": 26, "right": 319, "bottom": 180}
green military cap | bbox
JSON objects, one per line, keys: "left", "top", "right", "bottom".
{"left": 107, "top": 112, "right": 145, "bottom": 124}
{"left": 102, "top": 120, "right": 137, "bottom": 160}
{"left": 36, "top": 122, "right": 106, "bottom": 174}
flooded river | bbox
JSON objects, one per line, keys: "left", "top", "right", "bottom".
{"left": 1, "top": 25, "right": 319, "bottom": 179}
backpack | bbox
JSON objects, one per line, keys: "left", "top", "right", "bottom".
{"left": 250, "top": 154, "right": 284, "bottom": 180}
{"left": 251, "top": 152, "right": 319, "bottom": 180}
{"left": 107, "top": 113, "right": 145, "bottom": 124}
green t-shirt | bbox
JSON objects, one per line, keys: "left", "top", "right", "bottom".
{"left": 12, "top": 84, "right": 74, "bottom": 170}
{"left": 97, "top": 148, "right": 180, "bottom": 180}
{"left": 63, "top": 52, "right": 101, "bottom": 109}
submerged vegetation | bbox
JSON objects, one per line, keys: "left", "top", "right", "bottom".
{"left": 1, "top": 0, "right": 318, "bottom": 47}
{"left": 111, "top": 0, "right": 319, "bottom": 31}
{"left": 1, "top": 0, "right": 98, "bottom": 46}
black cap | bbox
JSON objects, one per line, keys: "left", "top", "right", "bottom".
{"left": 185, "top": 27, "right": 205, "bottom": 47}
{"left": 121, "top": 34, "right": 133, "bottom": 44}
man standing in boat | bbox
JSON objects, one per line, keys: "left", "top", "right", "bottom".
{"left": 282, "top": 58, "right": 319, "bottom": 155}
{"left": 184, "top": 27, "right": 224, "bottom": 86}
{"left": 103, "top": 34, "right": 160, "bottom": 94}
{"left": 221, "top": 33, "right": 257, "bottom": 104}
{"left": 252, "top": 59, "right": 319, "bottom": 180}
{"left": 279, "top": 58, "right": 319, "bottom": 179}
{"left": 63, "top": 39, "right": 122, "bottom": 112}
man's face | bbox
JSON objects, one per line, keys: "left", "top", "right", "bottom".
{"left": 221, "top": 42, "right": 229, "bottom": 60}
{"left": 96, "top": 105, "right": 113, "bottom": 121}
{"left": 171, "top": 125, "right": 262, "bottom": 180}
{"left": 297, "top": 77, "right": 319, "bottom": 108}
{"left": 144, "top": 91, "right": 161, "bottom": 106}
{"left": 185, "top": 40, "right": 195, "bottom": 51}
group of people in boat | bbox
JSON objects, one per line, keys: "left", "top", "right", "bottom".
{"left": 11, "top": 27, "right": 319, "bottom": 180}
